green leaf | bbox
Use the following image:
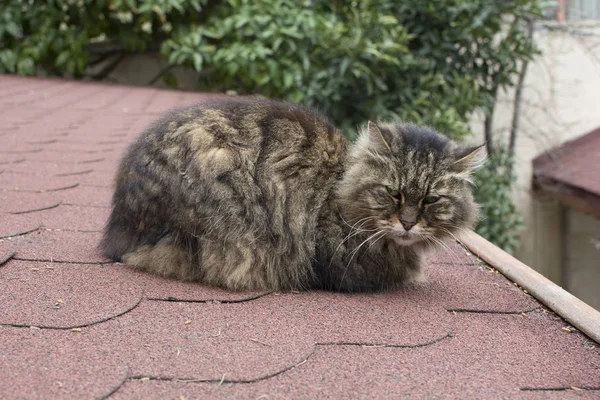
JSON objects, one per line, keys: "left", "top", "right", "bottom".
{"left": 283, "top": 71, "right": 293, "bottom": 89}
{"left": 192, "top": 53, "right": 203, "bottom": 71}
{"left": 17, "top": 57, "right": 35, "bottom": 76}
{"left": 256, "top": 73, "right": 270, "bottom": 85}
{"left": 226, "top": 62, "right": 239, "bottom": 75}
{"left": 6, "top": 22, "right": 22, "bottom": 38}
{"left": 55, "top": 51, "right": 70, "bottom": 68}
{"left": 0, "top": 50, "right": 17, "bottom": 72}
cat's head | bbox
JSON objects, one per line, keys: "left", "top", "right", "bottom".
{"left": 338, "top": 121, "right": 483, "bottom": 247}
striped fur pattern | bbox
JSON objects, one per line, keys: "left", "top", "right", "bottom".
{"left": 100, "top": 97, "right": 480, "bottom": 292}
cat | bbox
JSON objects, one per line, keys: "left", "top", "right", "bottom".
{"left": 100, "top": 97, "right": 481, "bottom": 292}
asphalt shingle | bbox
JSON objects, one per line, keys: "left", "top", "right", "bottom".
{"left": 0, "top": 75, "right": 598, "bottom": 399}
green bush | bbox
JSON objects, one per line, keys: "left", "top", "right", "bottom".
{"left": 1, "top": 0, "right": 539, "bottom": 251}
{"left": 473, "top": 148, "right": 523, "bottom": 254}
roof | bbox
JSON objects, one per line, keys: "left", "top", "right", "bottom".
{"left": 533, "top": 127, "right": 600, "bottom": 217}
{"left": 1, "top": 75, "right": 599, "bottom": 399}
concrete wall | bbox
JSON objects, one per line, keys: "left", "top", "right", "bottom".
{"left": 564, "top": 208, "right": 600, "bottom": 310}
{"left": 89, "top": 53, "right": 202, "bottom": 90}
{"left": 531, "top": 195, "right": 565, "bottom": 286}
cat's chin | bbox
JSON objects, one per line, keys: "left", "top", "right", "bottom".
{"left": 390, "top": 234, "right": 421, "bottom": 246}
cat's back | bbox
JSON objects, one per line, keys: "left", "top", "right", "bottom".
{"left": 136, "top": 96, "right": 346, "bottom": 165}
{"left": 126, "top": 97, "right": 348, "bottom": 195}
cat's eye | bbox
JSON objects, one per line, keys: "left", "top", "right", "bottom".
{"left": 423, "top": 195, "right": 440, "bottom": 205}
{"left": 386, "top": 186, "right": 400, "bottom": 198}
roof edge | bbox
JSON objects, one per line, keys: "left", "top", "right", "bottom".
{"left": 532, "top": 126, "right": 600, "bottom": 168}
{"left": 533, "top": 176, "right": 600, "bottom": 218}
{"left": 459, "top": 230, "right": 600, "bottom": 344}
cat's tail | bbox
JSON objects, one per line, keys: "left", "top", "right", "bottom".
{"left": 99, "top": 209, "right": 171, "bottom": 262}
{"left": 99, "top": 218, "right": 136, "bottom": 262}
{"left": 99, "top": 216, "right": 200, "bottom": 281}
{"left": 120, "top": 234, "right": 201, "bottom": 281}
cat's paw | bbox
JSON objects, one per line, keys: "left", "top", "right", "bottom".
{"left": 403, "top": 270, "right": 428, "bottom": 288}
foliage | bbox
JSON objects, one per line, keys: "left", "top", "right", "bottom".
{"left": 1, "top": 0, "right": 539, "bottom": 250}
{"left": 0, "top": 0, "right": 207, "bottom": 77}
{"left": 473, "top": 148, "right": 523, "bottom": 254}
{"left": 1, "top": 0, "right": 540, "bottom": 138}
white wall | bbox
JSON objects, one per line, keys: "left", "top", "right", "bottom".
{"left": 469, "top": 21, "right": 600, "bottom": 273}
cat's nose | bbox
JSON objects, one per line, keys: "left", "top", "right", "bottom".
{"left": 400, "top": 217, "right": 417, "bottom": 231}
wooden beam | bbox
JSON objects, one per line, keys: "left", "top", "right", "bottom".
{"left": 459, "top": 230, "right": 600, "bottom": 344}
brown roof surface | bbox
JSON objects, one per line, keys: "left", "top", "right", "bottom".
{"left": 1, "top": 75, "right": 599, "bottom": 399}
{"left": 533, "top": 126, "right": 600, "bottom": 196}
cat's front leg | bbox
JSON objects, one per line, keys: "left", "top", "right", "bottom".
{"left": 314, "top": 239, "right": 425, "bottom": 292}
{"left": 312, "top": 252, "right": 389, "bottom": 292}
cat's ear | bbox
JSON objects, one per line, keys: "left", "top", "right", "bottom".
{"left": 366, "top": 121, "right": 393, "bottom": 154}
{"left": 451, "top": 144, "right": 485, "bottom": 172}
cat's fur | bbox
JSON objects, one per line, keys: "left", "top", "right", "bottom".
{"left": 100, "top": 97, "right": 481, "bottom": 292}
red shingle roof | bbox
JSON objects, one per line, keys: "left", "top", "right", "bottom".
{"left": 1, "top": 75, "right": 599, "bottom": 399}
{"left": 533, "top": 127, "right": 600, "bottom": 196}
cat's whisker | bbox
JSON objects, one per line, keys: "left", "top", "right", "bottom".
{"left": 439, "top": 225, "right": 471, "bottom": 241}
{"left": 340, "top": 216, "right": 379, "bottom": 243}
{"left": 421, "top": 235, "right": 441, "bottom": 252}
{"left": 425, "top": 234, "right": 453, "bottom": 254}
{"left": 339, "top": 229, "right": 385, "bottom": 288}
{"left": 419, "top": 233, "right": 437, "bottom": 249}
{"left": 419, "top": 230, "right": 449, "bottom": 249}
{"left": 327, "top": 219, "right": 380, "bottom": 270}
{"left": 429, "top": 228, "right": 463, "bottom": 262}
{"left": 349, "top": 221, "right": 379, "bottom": 235}
{"left": 347, "top": 230, "right": 385, "bottom": 263}
{"left": 423, "top": 235, "right": 460, "bottom": 265}
{"left": 438, "top": 226, "right": 469, "bottom": 251}
{"left": 367, "top": 230, "right": 388, "bottom": 250}
{"left": 337, "top": 212, "right": 378, "bottom": 233}
{"left": 336, "top": 216, "right": 380, "bottom": 250}
{"left": 342, "top": 224, "right": 379, "bottom": 244}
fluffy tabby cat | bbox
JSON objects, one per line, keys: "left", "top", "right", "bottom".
{"left": 100, "top": 97, "right": 481, "bottom": 292}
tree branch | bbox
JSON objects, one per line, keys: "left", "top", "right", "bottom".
{"left": 508, "top": 18, "right": 535, "bottom": 165}
{"left": 148, "top": 64, "right": 176, "bottom": 85}
{"left": 484, "top": 114, "right": 495, "bottom": 156}
{"left": 87, "top": 53, "right": 127, "bottom": 81}
{"left": 88, "top": 49, "right": 124, "bottom": 67}
{"left": 484, "top": 81, "right": 499, "bottom": 157}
